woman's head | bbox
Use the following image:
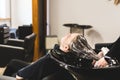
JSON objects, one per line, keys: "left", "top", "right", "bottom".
{"left": 59, "top": 33, "right": 98, "bottom": 60}
{"left": 60, "top": 33, "right": 81, "bottom": 52}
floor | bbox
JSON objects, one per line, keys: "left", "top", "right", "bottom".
{"left": 0, "top": 67, "right": 6, "bottom": 75}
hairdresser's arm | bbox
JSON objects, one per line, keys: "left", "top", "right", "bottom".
{"left": 94, "top": 57, "right": 108, "bottom": 68}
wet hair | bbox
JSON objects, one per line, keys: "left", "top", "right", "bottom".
{"left": 69, "top": 35, "right": 99, "bottom": 60}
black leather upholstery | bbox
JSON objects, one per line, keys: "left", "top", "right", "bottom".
{"left": 71, "top": 65, "right": 120, "bottom": 80}
{"left": 0, "top": 33, "right": 36, "bottom": 67}
{"left": 95, "top": 43, "right": 113, "bottom": 50}
{"left": 94, "top": 42, "right": 113, "bottom": 54}
{"left": 3, "top": 59, "right": 30, "bottom": 77}
{"left": 17, "top": 24, "right": 33, "bottom": 39}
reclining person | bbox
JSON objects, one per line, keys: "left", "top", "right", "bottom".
{"left": 9, "top": 33, "right": 117, "bottom": 80}
{"left": 15, "top": 33, "right": 101, "bottom": 80}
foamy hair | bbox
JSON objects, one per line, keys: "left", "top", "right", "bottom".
{"left": 69, "top": 35, "right": 99, "bottom": 60}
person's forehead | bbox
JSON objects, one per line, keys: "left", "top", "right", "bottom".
{"left": 62, "top": 33, "right": 79, "bottom": 43}
{"left": 65, "top": 33, "right": 79, "bottom": 38}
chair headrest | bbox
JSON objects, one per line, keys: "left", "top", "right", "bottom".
{"left": 24, "top": 33, "right": 36, "bottom": 52}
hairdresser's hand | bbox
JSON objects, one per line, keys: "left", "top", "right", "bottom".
{"left": 16, "top": 75, "right": 24, "bottom": 80}
{"left": 97, "top": 51, "right": 104, "bottom": 58}
{"left": 94, "top": 57, "right": 108, "bottom": 68}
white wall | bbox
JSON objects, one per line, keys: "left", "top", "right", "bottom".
{"left": 0, "top": 0, "right": 10, "bottom": 25}
{"left": 49, "top": 0, "right": 120, "bottom": 48}
{"left": 0, "top": 0, "right": 7, "bottom": 18}
{"left": 11, "top": 0, "right": 32, "bottom": 28}
{"left": 0, "top": 0, "right": 32, "bottom": 28}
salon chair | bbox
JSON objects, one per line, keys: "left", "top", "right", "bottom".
{"left": 95, "top": 42, "right": 113, "bottom": 52}
{"left": 3, "top": 59, "right": 75, "bottom": 80}
{"left": 3, "top": 59, "right": 30, "bottom": 77}
{"left": 42, "top": 42, "right": 120, "bottom": 80}
{"left": 71, "top": 65, "right": 120, "bottom": 80}
{"left": 3, "top": 41, "right": 120, "bottom": 80}
{"left": 0, "top": 33, "right": 36, "bottom": 67}
{"left": 4, "top": 59, "right": 120, "bottom": 80}
{"left": 17, "top": 24, "right": 33, "bottom": 39}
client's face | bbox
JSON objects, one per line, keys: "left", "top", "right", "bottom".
{"left": 60, "top": 33, "right": 79, "bottom": 52}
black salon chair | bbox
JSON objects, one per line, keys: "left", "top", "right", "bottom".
{"left": 3, "top": 59, "right": 30, "bottom": 77}
{"left": 3, "top": 59, "right": 75, "bottom": 80}
{"left": 5, "top": 60, "right": 120, "bottom": 80}
{"left": 0, "top": 33, "right": 36, "bottom": 67}
{"left": 95, "top": 43, "right": 113, "bottom": 52}
{"left": 41, "top": 65, "right": 120, "bottom": 80}
{"left": 3, "top": 59, "right": 120, "bottom": 80}
{"left": 17, "top": 24, "right": 33, "bottom": 39}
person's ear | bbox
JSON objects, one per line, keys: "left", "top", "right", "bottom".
{"left": 63, "top": 45, "right": 69, "bottom": 52}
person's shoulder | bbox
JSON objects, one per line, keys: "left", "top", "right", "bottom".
{"left": 40, "top": 54, "right": 51, "bottom": 60}
{"left": 36, "top": 54, "right": 53, "bottom": 63}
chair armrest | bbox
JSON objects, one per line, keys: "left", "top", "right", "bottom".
{"left": 0, "top": 44, "right": 24, "bottom": 50}
{"left": 6, "top": 39, "right": 24, "bottom": 47}
{"left": 0, "top": 44, "right": 25, "bottom": 67}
